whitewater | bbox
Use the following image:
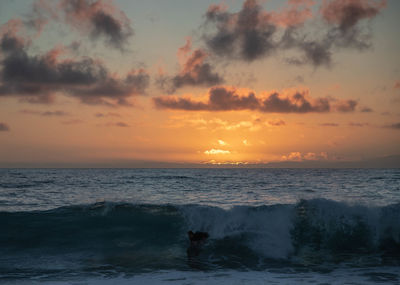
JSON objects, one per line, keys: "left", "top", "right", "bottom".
{"left": 0, "top": 168, "right": 399, "bottom": 284}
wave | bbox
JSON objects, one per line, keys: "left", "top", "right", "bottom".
{"left": 1, "top": 199, "right": 399, "bottom": 274}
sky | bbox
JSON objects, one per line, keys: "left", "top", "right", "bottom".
{"left": 0, "top": 0, "right": 399, "bottom": 167}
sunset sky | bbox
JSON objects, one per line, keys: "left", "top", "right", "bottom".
{"left": 0, "top": 0, "right": 399, "bottom": 167}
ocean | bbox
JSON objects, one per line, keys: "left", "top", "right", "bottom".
{"left": 0, "top": 168, "right": 399, "bottom": 284}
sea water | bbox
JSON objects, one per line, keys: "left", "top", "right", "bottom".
{"left": 0, "top": 168, "right": 399, "bottom": 284}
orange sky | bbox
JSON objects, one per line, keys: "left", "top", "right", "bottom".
{"left": 0, "top": 0, "right": 399, "bottom": 167}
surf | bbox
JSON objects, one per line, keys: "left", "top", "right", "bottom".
{"left": 0, "top": 199, "right": 399, "bottom": 276}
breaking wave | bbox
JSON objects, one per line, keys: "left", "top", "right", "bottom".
{"left": 1, "top": 199, "right": 399, "bottom": 277}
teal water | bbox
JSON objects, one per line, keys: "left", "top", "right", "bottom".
{"left": 0, "top": 168, "right": 399, "bottom": 284}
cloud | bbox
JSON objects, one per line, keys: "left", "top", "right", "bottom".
{"left": 158, "top": 39, "right": 223, "bottom": 93}
{"left": 114, "top": 122, "right": 129, "bottom": 127}
{"left": 218, "top": 139, "right": 227, "bottom": 146}
{"left": 100, "top": 121, "right": 130, "bottom": 127}
{"left": 267, "top": 119, "right": 286, "bottom": 126}
{"left": 348, "top": 122, "right": 369, "bottom": 127}
{"left": 333, "top": 99, "right": 358, "bottom": 112}
{"left": 268, "top": 0, "right": 315, "bottom": 28}
{"left": 0, "top": 34, "right": 149, "bottom": 105}
{"left": 320, "top": 0, "right": 386, "bottom": 33}
{"left": 360, "top": 106, "right": 373, "bottom": 112}
{"left": 165, "top": 115, "right": 284, "bottom": 131}
{"left": 154, "top": 86, "right": 353, "bottom": 113}
{"left": 384, "top": 122, "right": 400, "bottom": 130}
{"left": 20, "top": 109, "right": 69, "bottom": 116}
{"left": 202, "top": 0, "right": 385, "bottom": 67}
{"left": 95, "top": 112, "right": 121, "bottom": 118}
{"left": 0, "top": 122, "right": 10, "bottom": 131}
{"left": 204, "top": 0, "right": 277, "bottom": 61}
{"left": 281, "top": 151, "right": 302, "bottom": 161}
{"left": 61, "top": 119, "right": 83, "bottom": 125}
{"left": 281, "top": 151, "right": 328, "bottom": 161}
{"left": 260, "top": 91, "right": 330, "bottom": 113}
{"left": 0, "top": 19, "right": 29, "bottom": 51}
{"left": 0, "top": 31, "right": 25, "bottom": 52}
{"left": 320, "top": 122, "right": 339, "bottom": 126}
{"left": 204, "top": 148, "right": 231, "bottom": 155}
{"left": 31, "top": 0, "right": 134, "bottom": 50}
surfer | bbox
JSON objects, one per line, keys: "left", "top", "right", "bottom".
{"left": 187, "top": 230, "right": 209, "bottom": 246}
{"left": 187, "top": 230, "right": 209, "bottom": 262}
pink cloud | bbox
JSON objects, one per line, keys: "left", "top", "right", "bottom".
{"left": 269, "top": 0, "right": 315, "bottom": 27}
{"left": 320, "top": 0, "right": 386, "bottom": 31}
{"left": 157, "top": 39, "right": 223, "bottom": 93}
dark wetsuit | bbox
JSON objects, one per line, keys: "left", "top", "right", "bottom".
{"left": 187, "top": 231, "right": 209, "bottom": 260}
{"left": 188, "top": 231, "right": 209, "bottom": 246}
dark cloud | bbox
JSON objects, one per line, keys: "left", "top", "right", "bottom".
{"left": 360, "top": 107, "right": 373, "bottom": 112}
{"left": 154, "top": 86, "right": 352, "bottom": 113}
{"left": 101, "top": 121, "right": 129, "bottom": 127}
{"left": 268, "top": 119, "right": 286, "bottom": 126}
{"left": 334, "top": 99, "right": 358, "bottom": 112}
{"left": 297, "top": 40, "right": 333, "bottom": 67}
{"left": 0, "top": 34, "right": 149, "bottom": 105}
{"left": 20, "top": 109, "right": 69, "bottom": 116}
{"left": 320, "top": 123, "right": 339, "bottom": 127}
{"left": 114, "top": 122, "right": 129, "bottom": 127}
{"left": 320, "top": 0, "right": 385, "bottom": 33}
{"left": 0, "top": 122, "right": 10, "bottom": 131}
{"left": 95, "top": 112, "right": 121, "bottom": 118}
{"left": 59, "top": 0, "right": 134, "bottom": 50}
{"left": 21, "top": 0, "right": 133, "bottom": 50}
{"left": 204, "top": 0, "right": 277, "bottom": 61}
{"left": 349, "top": 122, "right": 369, "bottom": 127}
{"left": 384, "top": 122, "right": 400, "bottom": 130}
{"left": 61, "top": 119, "right": 83, "bottom": 125}
{"left": 0, "top": 32, "right": 25, "bottom": 52}
{"left": 158, "top": 40, "right": 223, "bottom": 93}
{"left": 260, "top": 92, "right": 330, "bottom": 113}
{"left": 90, "top": 11, "right": 132, "bottom": 49}
{"left": 202, "top": 0, "right": 385, "bottom": 67}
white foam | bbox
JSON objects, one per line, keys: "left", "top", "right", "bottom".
{"left": 180, "top": 205, "right": 294, "bottom": 259}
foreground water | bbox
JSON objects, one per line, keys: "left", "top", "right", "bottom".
{"left": 0, "top": 168, "right": 399, "bottom": 284}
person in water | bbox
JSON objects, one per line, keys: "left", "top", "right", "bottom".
{"left": 187, "top": 230, "right": 209, "bottom": 262}
{"left": 187, "top": 230, "right": 209, "bottom": 246}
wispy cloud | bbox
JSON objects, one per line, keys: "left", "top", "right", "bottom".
{"left": 348, "top": 122, "right": 369, "bottom": 127}
{"left": 0, "top": 122, "right": 10, "bottom": 131}
{"left": 105, "top": 122, "right": 130, "bottom": 127}
{"left": 384, "top": 122, "right": 400, "bottom": 129}
{"left": 320, "top": 123, "right": 339, "bottom": 127}
{"left": 267, "top": 119, "right": 286, "bottom": 126}
{"left": 20, "top": 109, "right": 69, "bottom": 116}
{"left": 360, "top": 107, "right": 373, "bottom": 113}
{"left": 95, "top": 112, "right": 121, "bottom": 118}
{"left": 61, "top": 119, "right": 83, "bottom": 125}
